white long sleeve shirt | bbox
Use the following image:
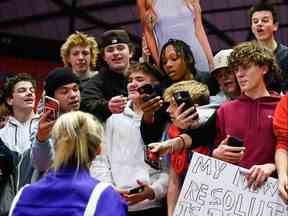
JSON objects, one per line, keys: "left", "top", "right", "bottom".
{"left": 102, "top": 101, "right": 168, "bottom": 212}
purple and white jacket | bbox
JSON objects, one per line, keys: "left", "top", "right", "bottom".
{"left": 9, "top": 167, "right": 127, "bottom": 216}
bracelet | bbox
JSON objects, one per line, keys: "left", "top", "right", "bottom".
{"left": 177, "top": 135, "right": 186, "bottom": 152}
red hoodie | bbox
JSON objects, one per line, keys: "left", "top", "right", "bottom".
{"left": 215, "top": 93, "right": 280, "bottom": 169}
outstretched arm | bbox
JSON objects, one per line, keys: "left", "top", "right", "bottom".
{"left": 137, "top": 0, "right": 160, "bottom": 65}
{"left": 149, "top": 134, "right": 192, "bottom": 156}
{"left": 189, "top": 0, "right": 213, "bottom": 69}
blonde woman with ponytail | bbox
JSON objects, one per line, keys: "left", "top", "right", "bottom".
{"left": 9, "top": 111, "right": 127, "bottom": 216}
{"left": 137, "top": 0, "right": 213, "bottom": 72}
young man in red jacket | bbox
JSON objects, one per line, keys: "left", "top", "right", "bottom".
{"left": 212, "top": 41, "right": 281, "bottom": 190}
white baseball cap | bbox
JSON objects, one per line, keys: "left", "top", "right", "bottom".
{"left": 210, "top": 49, "right": 233, "bottom": 74}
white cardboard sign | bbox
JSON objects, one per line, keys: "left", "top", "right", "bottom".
{"left": 174, "top": 152, "right": 287, "bottom": 216}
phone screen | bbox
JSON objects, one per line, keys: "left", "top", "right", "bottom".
{"left": 44, "top": 96, "right": 60, "bottom": 121}
{"left": 227, "top": 136, "right": 243, "bottom": 147}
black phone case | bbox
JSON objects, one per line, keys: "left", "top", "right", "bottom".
{"left": 228, "top": 136, "right": 243, "bottom": 147}
{"left": 137, "top": 84, "right": 154, "bottom": 95}
{"left": 173, "top": 91, "right": 195, "bottom": 112}
{"left": 129, "top": 186, "right": 145, "bottom": 194}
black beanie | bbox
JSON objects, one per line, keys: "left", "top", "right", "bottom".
{"left": 45, "top": 67, "right": 80, "bottom": 97}
{"left": 100, "top": 29, "right": 130, "bottom": 49}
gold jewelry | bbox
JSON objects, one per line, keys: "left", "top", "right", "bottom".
{"left": 177, "top": 135, "right": 186, "bottom": 151}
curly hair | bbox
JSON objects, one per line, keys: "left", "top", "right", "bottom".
{"left": 60, "top": 32, "right": 98, "bottom": 68}
{"left": 228, "top": 41, "right": 281, "bottom": 87}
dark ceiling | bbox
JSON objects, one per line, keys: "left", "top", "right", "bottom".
{"left": 0, "top": 0, "right": 287, "bottom": 62}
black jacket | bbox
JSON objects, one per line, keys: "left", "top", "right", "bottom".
{"left": 80, "top": 67, "right": 128, "bottom": 122}
{"left": 0, "top": 141, "right": 40, "bottom": 216}
{"left": 275, "top": 43, "right": 288, "bottom": 92}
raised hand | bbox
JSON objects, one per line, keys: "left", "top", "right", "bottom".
{"left": 36, "top": 111, "right": 56, "bottom": 143}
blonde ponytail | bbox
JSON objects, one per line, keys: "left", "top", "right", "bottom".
{"left": 51, "top": 111, "right": 103, "bottom": 171}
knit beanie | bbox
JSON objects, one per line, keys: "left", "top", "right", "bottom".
{"left": 100, "top": 29, "right": 130, "bottom": 49}
{"left": 45, "top": 67, "right": 80, "bottom": 97}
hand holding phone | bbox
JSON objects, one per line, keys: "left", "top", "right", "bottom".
{"left": 227, "top": 136, "right": 243, "bottom": 147}
{"left": 137, "top": 83, "right": 154, "bottom": 95}
{"left": 44, "top": 96, "right": 60, "bottom": 121}
{"left": 148, "top": 147, "right": 159, "bottom": 161}
{"left": 173, "top": 91, "right": 196, "bottom": 113}
{"left": 144, "top": 145, "right": 160, "bottom": 170}
{"left": 213, "top": 136, "right": 244, "bottom": 164}
{"left": 128, "top": 185, "right": 145, "bottom": 194}
{"left": 137, "top": 84, "right": 158, "bottom": 102}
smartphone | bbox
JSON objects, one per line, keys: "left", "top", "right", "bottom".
{"left": 173, "top": 91, "right": 196, "bottom": 112}
{"left": 227, "top": 136, "right": 243, "bottom": 147}
{"left": 129, "top": 185, "right": 145, "bottom": 194}
{"left": 137, "top": 84, "right": 157, "bottom": 102}
{"left": 137, "top": 84, "right": 154, "bottom": 95}
{"left": 143, "top": 145, "right": 161, "bottom": 170}
{"left": 44, "top": 96, "right": 60, "bottom": 121}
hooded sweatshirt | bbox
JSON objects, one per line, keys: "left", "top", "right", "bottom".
{"left": 215, "top": 93, "right": 280, "bottom": 169}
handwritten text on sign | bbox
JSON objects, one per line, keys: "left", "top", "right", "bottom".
{"left": 174, "top": 152, "right": 287, "bottom": 216}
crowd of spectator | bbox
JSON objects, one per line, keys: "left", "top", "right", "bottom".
{"left": 0, "top": 1, "right": 288, "bottom": 215}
